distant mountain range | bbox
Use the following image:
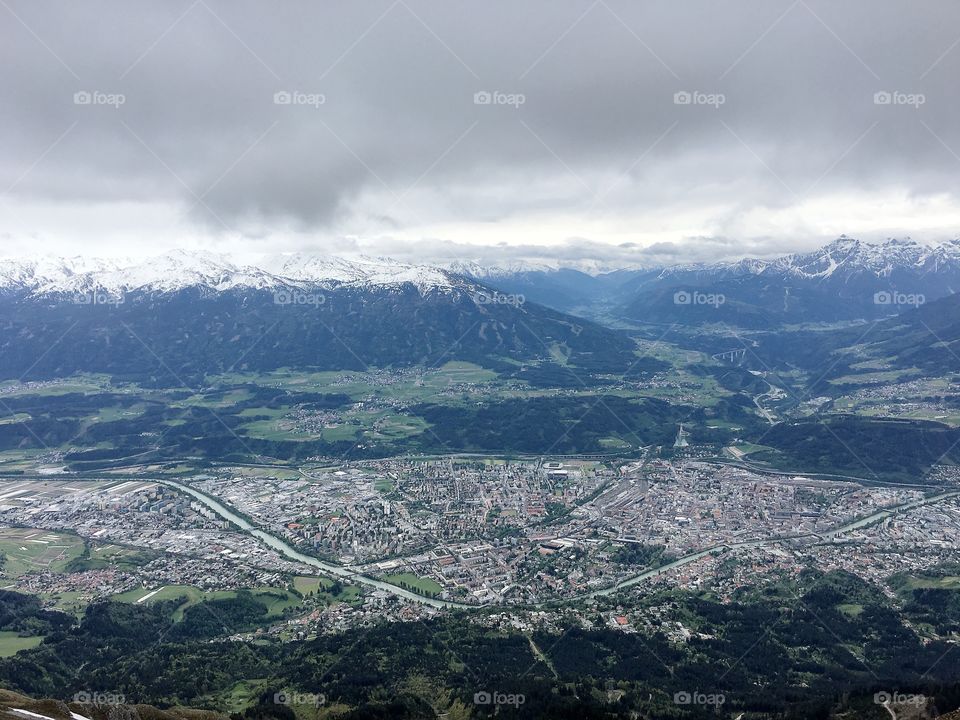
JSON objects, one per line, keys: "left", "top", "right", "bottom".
{"left": 0, "top": 252, "right": 637, "bottom": 384}
{"left": 453, "top": 237, "right": 960, "bottom": 326}
{"left": 0, "top": 251, "right": 462, "bottom": 296}
{"left": 3, "top": 235, "right": 957, "bottom": 307}
{"left": 749, "top": 289, "right": 960, "bottom": 380}
{"left": 1, "top": 237, "right": 959, "bottom": 382}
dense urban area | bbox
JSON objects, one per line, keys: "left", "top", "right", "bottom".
{"left": 4, "top": 448, "right": 959, "bottom": 639}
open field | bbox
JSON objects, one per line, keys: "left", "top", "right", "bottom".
{"left": 893, "top": 574, "right": 960, "bottom": 592}
{"left": 241, "top": 404, "right": 436, "bottom": 444}
{"left": 292, "top": 576, "right": 361, "bottom": 605}
{"left": 112, "top": 585, "right": 304, "bottom": 621}
{"left": 0, "top": 450, "right": 48, "bottom": 473}
{"left": 0, "top": 631, "right": 44, "bottom": 657}
{"left": 292, "top": 576, "right": 326, "bottom": 594}
{"left": 204, "top": 680, "right": 270, "bottom": 715}
{"left": 215, "top": 362, "right": 500, "bottom": 404}
{"left": 383, "top": 573, "right": 443, "bottom": 596}
{"left": 828, "top": 368, "right": 923, "bottom": 386}
{"left": 95, "top": 404, "right": 148, "bottom": 423}
{"left": 0, "top": 374, "right": 114, "bottom": 397}
{"left": 0, "top": 528, "right": 84, "bottom": 577}
{"left": 39, "top": 590, "right": 86, "bottom": 616}
{"left": 172, "top": 388, "right": 255, "bottom": 410}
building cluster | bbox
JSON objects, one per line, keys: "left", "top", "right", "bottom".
{"left": 838, "top": 376, "right": 957, "bottom": 420}
{"left": 180, "top": 457, "right": 953, "bottom": 606}
{"left": 0, "top": 479, "right": 314, "bottom": 603}
{"left": 2, "top": 457, "right": 959, "bottom": 630}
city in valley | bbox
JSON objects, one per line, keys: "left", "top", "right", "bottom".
{"left": 3, "top": 449, "right": 958, "bottom": 639}
{"left": 5, "top": 3, "right": 960, "bottom": 715}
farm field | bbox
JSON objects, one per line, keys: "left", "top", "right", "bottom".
{"left": 0, "top": 528, "right": 84, "bottom": 578}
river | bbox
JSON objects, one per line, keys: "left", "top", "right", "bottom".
{"left": 158, "top": 480, "right": 471, "bottom": 609}
{"left": 160, "top": 480, "right": 959, "bottom": 609}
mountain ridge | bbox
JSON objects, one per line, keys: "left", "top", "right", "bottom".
{"left": 0, "top": 252, "right": 469, "bottom": 297}
{"left": 5, "top": 237, "right": 960, "bottom": 330}
{"left": 4, "top": 236, "right": 960, "bottom": 294}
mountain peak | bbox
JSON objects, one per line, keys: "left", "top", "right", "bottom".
{"left": 822, "top": 236, "right": 861, "bottom": 255}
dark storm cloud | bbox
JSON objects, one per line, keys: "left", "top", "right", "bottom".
{"left": 2, "top": 0, "right": 959, "bottom": 258}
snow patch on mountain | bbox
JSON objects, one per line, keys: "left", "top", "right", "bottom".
{"left": 0, "top": 251, "right": 469, "bottom": 296}
{"left": 657, "top": 237, "right": 960, "bottom": 282}
{"left": 3, "top": 237, "right": 959, "bottom": 297}
{"left": 264, "top": 253, "right": 458, "bottom": 291}
{"left": 444, "top": 260, "right": 556, "bottom": 278}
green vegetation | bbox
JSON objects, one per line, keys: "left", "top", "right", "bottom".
{"left": 894, "top": 574, "right": 960, "bottom": 592}
{"left": 0, "top": 529, "right": 84, "bottom": 578}
{"left": 38, "top": 591, "right": 85, "bottom": 617}
{"left": 0, "top": 591, "right": 72, "bottom": 647}
{"left": 414, "top": 395, "right": 749, "bottom": 454}
{"left": 112, "top": 585, "right": 307, "bottom": 623}
{"left": 292, "top": 576, "right": 325, "bottom": 594}
{"left": 65, "top": 542, "right": 157, "bottom": 573}
{"left": 828, "top": 367, "right": 923, "bottom": 386}
{"left": 836, "top": 602, "right": 864, "bottom": 617}
{"left": 373, "top": 477, "right": 394, "bottom": 493}
{"left": 0, "top": 356, "right": 759, "bottom": 466}
{"left": 750, "top": 416, "right": 960, "bottom": 481}
{"left": 2, "top": 570, "right": 960, "bottom": 718}
{"left": 0, "top": 631, "right": 43, "bottom": 657}
{"left": 610, "top": 543, "right": 665, "bottom": 567}
{"left": 291, "top": 575, "right": 359, "bottom": 605}
{"left": 382, "top": 573, "right": 443, "bottom": 597}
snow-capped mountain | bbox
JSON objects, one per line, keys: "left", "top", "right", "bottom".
{"left": 444, "top": 260, "right": 557, "bottom": 279}
{"left": 3, "top": 237, "right": 959, "bottom": 327}
{"left": 7, "top": 236, "right": 955, "bottom": 299}
{"left": 619, "top": 237, "right": 960, "bottom": 328}
{"left": 0, "top": 251, "right": 470, "bottom": 297}
{"left": 445, "top": 237, "right": 960, "bottom": 283}
{"left": 656, "top": 236, "right": 960, "bottom": 282}
{"left": 0, "top": 255, "right": 130, "bottom": 291}
{"left": 264, "top": 253, "right": 459, "bottom": 292}
{"left": 438, "top": 237, "right": 960, "bottom": 325}
{"left": 0, "top": 249, "right": 637, "bottom": 383}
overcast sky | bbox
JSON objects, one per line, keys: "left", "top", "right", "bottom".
{"left": 2, "top": 0, "right": 959, "bottom": 265}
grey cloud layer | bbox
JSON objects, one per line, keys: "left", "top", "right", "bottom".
{"left": 2, "top": 0, "right": 959, "bottom": 257}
